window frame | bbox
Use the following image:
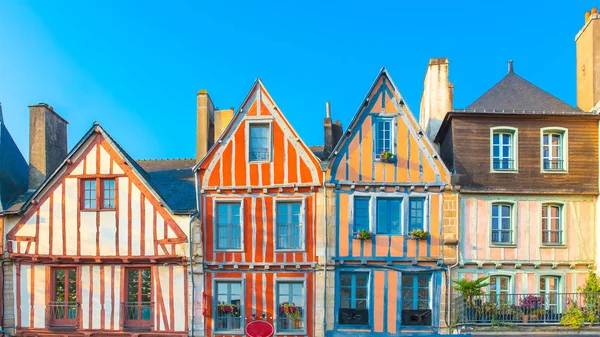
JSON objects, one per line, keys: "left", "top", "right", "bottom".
{"left": 275, "top": 279, "right": 306, "bottom": 334}
{"left": 539, "top": 275, "right": 562, "bottom": 313}
{"left": 375, "top": 197, "right": 404, "bottom": 235}
{"left": 80, "top": 177, "right": 117, "bottom": 211}
{"left": 352, "top": 196, "right": 371, "bottom": 234}
{"left": 49, "top": 267, "right": 79, "bottom": 327}
{"left": 338, "top": 271, "right": 370, "bottom": 327}
{"left": 274, "top": 199, "right": 306, "bottom": 252}
{"left": 541, "top": 203, "right": 565, "bottom": 246}
{"left": 490, "top": 202, "right": 515, "bottom": 246}
{"left": 213, "top": 279, "right": 245, "bottom": 334}
{"left": 489, "top": 127, "right": 518, "bottom": 173}
{"left": 214, "top": 200, "right": 244, "bottom": 252}
{"left": 123, "top": 267, "right": 153, "bottom": 327}
{"left": 373, "top": 116, "right": 396, "bottom": 160}
{"left": 247, "top": 120, "right": 273, "bottom": 163}
{"left": 540, "top": 127, "right": 568, "bottom": 173}
{"left": 489, "top": 275, "right": 511, "bottom": 304}
{"left": 401, "top": 274, "right": 432, "bottom": 312}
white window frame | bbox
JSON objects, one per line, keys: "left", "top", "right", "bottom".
{"left": 489, "top": 201, "right": 516, "bottom": 246}
{"left": 213, "top": 198, "right": 244, "bottom": 252}
{"left": 373, "top": 116, "right": 396, "bottom": 160}
{"left": 540, "top": 202, "right": 566, "bottom": 247}
{"left": 213, "top": 278, "right": 245, "bottom": 334}
{"left": 540, "top": 127, "right": 568, "bottom": 173}
{"left": 275, "top": 277, "right": 307, "bottom": 335}
{"left": 490, "top": 126, "right": 518, "bottom": 173}
{"left": 247, "top": 120, "right": 273, "bottom": 163}
{"left": 273, "top": 198, "right": 306, "bottom": 252}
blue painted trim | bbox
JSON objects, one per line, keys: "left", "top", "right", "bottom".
{"left": 370, "top": 98, "right": 376, "bottom": 181}
{"left": 382, "top": 77, "right": 387, "bottom": 110}
{"left": 369, "top": 270, "right": 374, "bottom": 332}
{"left": 395, "top": 270, "right": 402, "bottom": 330}
{"left": 326, "top": 331, "right": 469, "bottom": 337}
{"left": 336, "top": 192, "right": 340, "bottom": 258}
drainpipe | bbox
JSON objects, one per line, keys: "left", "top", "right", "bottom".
{"left": 189, "top": 170, "right": 202, "bottom": 337}
{"left": 322, "top": 170, "right": 328, "bottom": 336}
{"left": 446, "top": 189, "right": 460, "bottom": 328}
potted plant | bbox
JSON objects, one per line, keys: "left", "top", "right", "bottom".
{"left": 409, "top": 229, "right": 430, "bottom": 240}
{"left": 354, "top": 229, "right": 372, "bottom": 240}
{"left": 380, "top": 151, "right": 394, "bottom": 163}
{"left": 519, "top": 295, "right": 544, "bottom": 323}
{"left": 453, "top": 276, "right": 490, "bottom": 322}
{"left": 218, "top": 303, "right": 238, "bottom": 314}
{"left": 280, "top": 302, "right": 302, "bottom": 327}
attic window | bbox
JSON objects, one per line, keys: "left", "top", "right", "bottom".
{"left": 249, "top": 123, "right": 271, "bottom": 162}
{"left": 81, "top": 178, "right": 116, "bottom": 210}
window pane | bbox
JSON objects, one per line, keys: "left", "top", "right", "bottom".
{"left": 249, "top": 124, "right": 270, "bottom": 161}
{"left": 277, "top": 202, "right": 302, "bottom": 249}
{"left": 409, "top": 198, "right": 425, "bottom": 232}
{"left": 103, "top": 179, "right": 115, "bottom": 209}
{"left": 354, "top": 197, "right": 370, "bottom": 232}
{"left": 215, "top": 282, "right": 243, "bottom": 331}
{"left": 216, "top": 203, "right": 242, "bottom": 249}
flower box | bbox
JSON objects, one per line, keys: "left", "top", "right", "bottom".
{"left": 354, "top": 229, "right": 372, "bottom": 240}
{"left": 408, "top": 230, "right": 430, "bottom": 240}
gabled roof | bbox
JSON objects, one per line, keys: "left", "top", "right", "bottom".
{"left": 8, "top": 123, "right": 195, "bottom": 215}
{"left": 137, "top": 158, "right": 196, "bottom": 213}
{"left": 0, "top": 103, "right": 28, "bottom": 212}
{"left": 466, "top": 69, "right": 579, "bottom": 112}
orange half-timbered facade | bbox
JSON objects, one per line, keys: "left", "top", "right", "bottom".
{"left": 4, "top": 124, "right": 191, "bottom": 337}
{"left": 195, "top": 80, "right": 323, "bottom": 337}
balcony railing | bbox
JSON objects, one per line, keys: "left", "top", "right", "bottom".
{"left": 543, "top": 159, "right": 564, "bottom": 171}
{"left": 455, "top": 293, "right": 600, "bottom": 325}
{"left": 121, "top": 302, "right": 154, "bottom": 328}
{"left": 47, "top": 301, "right": 79, "bottom": 327}
{"left": 493, "top": 158, "right": 515, "bottom": 171}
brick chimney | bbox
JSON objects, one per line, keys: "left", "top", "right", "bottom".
{"left": 28, "top": 103, "right": 68, "bottom": 190}
{"left": 419, "top": 58, "right": 453, "bottom": 142}
{"left": 576, "top": 7, "right": 600, "bottom": 111}
{"left": 323, "top": 102, "right": 343, "bottom": 159}
{"left": 196, "top": 90, "right": 215, "bottom": 164}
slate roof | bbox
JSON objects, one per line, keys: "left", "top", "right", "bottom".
{"left": 136, "top": 158, "right": 196, "bottom": 214}
{"left": 308, "top": 146, "right": 325, "bottom": 160}
{"left": 0, "top": 104, "right": 29, "bottom": 212}
{"left": 466, "top": 69, "right": 579, "bottom": 112}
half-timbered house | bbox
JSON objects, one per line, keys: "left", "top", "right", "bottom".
{"left": 194, "top": 81, "right": 324, "bottom": 337}
{"left": 325, "top": 69, "right": 458, "bottom": 336}
{"left": 2, "top": 104, "right": 197, "bottom": 337}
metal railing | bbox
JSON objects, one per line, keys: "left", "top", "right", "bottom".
{"left": 47, "top": 302, "right": 79, "bottom": 327}
{"left": 455, "top": 293, "right": 600, "bottom": 325}
{"left": 543, "top": 159, "right": 564, "bottom": 171}
{"left": 121, "top": 302, "right": 154, "bottom": 328}
{"left": 493, "top": 159, "right": 515, "bottom": 170}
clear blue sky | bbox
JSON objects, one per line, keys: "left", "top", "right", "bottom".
{"left": 0, "top": 1, "right": 596, "bottom": 160}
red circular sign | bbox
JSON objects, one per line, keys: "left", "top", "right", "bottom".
{"left": 245, "top": 320, "right": 274, "bottom": 337}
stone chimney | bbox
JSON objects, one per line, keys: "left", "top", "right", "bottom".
{"left": 323, "top": 102, "right": 343, "bottom": 159}
{"left": 196, "top": 90, "right": 215, "bottom": 164}
{"left": 28, "top": 103, "right": 68, "bottom": 190}
{"left": 576, "top": 7, "right": 600, "bottom": 112}
{"left": 419, "top": 58, "right": 453, "bottom": 141}
{"left": 214, "top": 107, "right": 235, "bottom": 142}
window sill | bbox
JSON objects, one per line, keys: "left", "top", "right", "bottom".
{"left": 249, "top": 160, "right": 272, "bottom": 164}
{"left": 275, "top": 332, "right": 306, "bottom": 336}
{"left": 541, "top": 244, "right": 566, "bottom": 248}
{"left": 336, "top": 327, "right": 371, "bottom": 331}
{"left": 274, "top": 249, "right": 305, "bottom": 252}
{"left": 490, "top": 243, "right": 516, "bottom": 248}
{"left": 80, "top": 209, "right": 116, "bottom": 212}
{"left": 541, "top": 170, "right": 568, "bottom": 174}
{"left": 490, "top": 169, "right": 518, "bottom": 174}
{"left": 214, "top": 331, "right": 245, "bottom": 336}
{"left": 214, "top": 249, "right": 244, "bottom": 252}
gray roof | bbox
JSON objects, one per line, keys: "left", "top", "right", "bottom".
{"left": 0, "top": 104, "right": 29, "bottom": 212}
{"left": 466, "top": 70, "right": 579, "bottom": 112}
{"left": 308, "top": 146, "right": 325, "bottom": 160}
{"left": 136, "top": 159, "right": 196, "bottom": 214}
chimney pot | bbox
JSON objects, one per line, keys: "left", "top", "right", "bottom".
{"left": 326, "top": 102, "right": 331, "bottom": 118}
{"left": 508, "top": 60, "right": 514, "bottom": 73}
{"left": 592, "top": 7, "right": 598, "bottom": 14}
{"left": 586, "top": 11, "right": 591, "bottom": 21}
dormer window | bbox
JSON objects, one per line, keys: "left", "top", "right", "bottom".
{"left": 490, "top": 127, "right": 517, "bottom": 172}
{"left": 249, "top": 123, "right": 271, "bottom": 162}
{"left": 81, "top": 178, "right": 116, "bottom": 210}
{"left": 374, "top": 118, "right": 394, "bottom": 159}
{"left": 541, "top": 128, "right": 567, "bottom": 172}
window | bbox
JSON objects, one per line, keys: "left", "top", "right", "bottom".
{"left": 103, "top": 179, "right": 115, "bottom": 208}
{"left": 540, "top": 276, "right": 560, "bottom": 313}
{"left": 249, "top": 124, "right": 270, "bottom": 161}
{"left": 491, "top": 203, "right": 513, "bottom": 244}
{"left": 492, "top": 130, "right": 516, "bottom": 171}
{"left": 124, "top": 268, "right": 152, "bottom": 327}
{"left": 339, "top": 273, "right": 369, "bottom": 326}
{"left": 376, "top": 198, "right": 402, "bottom": 234}
{"left": 542, "top": 204, "right": 562, "bottom": 245}
{"left": 215, "top": 282, "right": 243, "bottom": 332}
{"left": 408, "top": 198, "right": 425, "bottom": 232}
{"left": 489, "top": 276, "right": 510, "bottom": 304}
{"left": 81, "top": 178, "right": 115, "bottom": 210}
{"left": 401, "top": 274, "right": 431, "bottom": 326}
{"left": 374, "top": 119, "right": 393, "bottom": 159}
{"left": 216, "top": 202, "right": 242, "bottom": 250}
{"left": 542, "top": 131, "right": 566, "bottom": 171}
{"left": 276, "top": 202, "right": 303, "bottom": 250}
{"left": 49, "top": 268, "right": 78, "bottom": 326}
{"left": 353, "top": 197, "right": 370, "bottom": 232}
{"left": 277, "top": 282, "right": 304, "bottom": 332}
